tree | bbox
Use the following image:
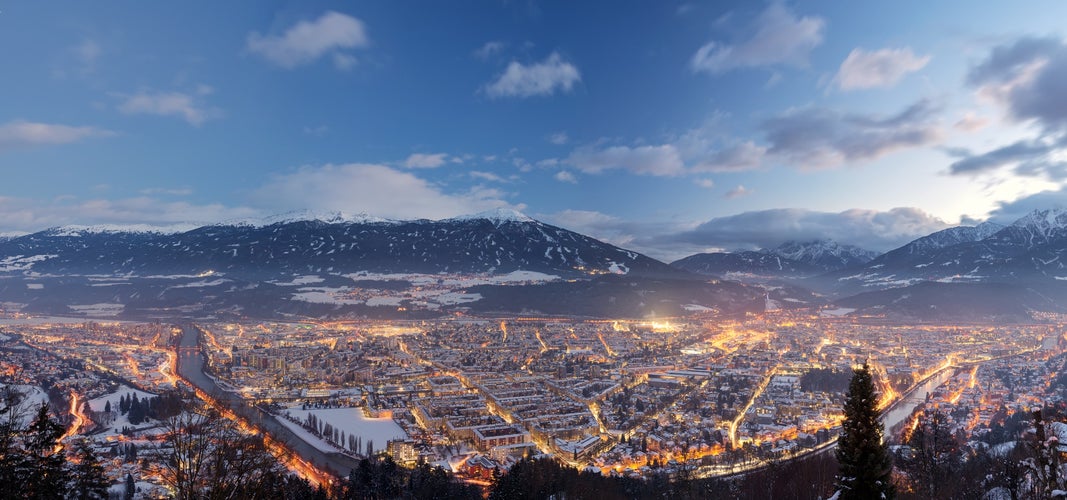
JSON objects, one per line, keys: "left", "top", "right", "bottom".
{"left": 124, "top": 473, "right": 135, "bottom": 500}
{"left": 22, "top": 403, "right": 69, "bottom": 500}
{"left": 70, "top": 440, "right": 110, "bottom": 500}
{"left": 835, "top": 362, "right": 894, "bottom": 499}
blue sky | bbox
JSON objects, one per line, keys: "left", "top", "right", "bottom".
{"left": 4, "top": 1, "right": 1067, "bottom": 260}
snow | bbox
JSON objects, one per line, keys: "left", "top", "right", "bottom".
{"left": 219, "top": 210, "right": 396, "bottom": 227}
{"left": 44, "top": 223, "right": 200, "bottom": 236}
{"left": 168, "top": 278, "right": 228, "bottom": 288}
{"left": 445, "top": 208, "right": 535, "bottom": 224}
{"left": 0, "top": 254, "right": 56, "bottom": 272}
{"left": 69, "top": 303, "right": 125, "bottom": 316}
{"left": 607, "top": 261, "right": 629, "bottom": 274}
{"left": 681, "top": 304, "right": 713, "bottom": 312}
{"left": 282, "top": 406, "right": 407, "bottom": 454}
{"left": 366, "top": 296, "right": 404, "bottom": 307}
{"left": 272, "top": 275, "right": 325, "bottom": 286}
{"left": 25, "top": 283, "right": 43, "bottom": 290}
{"left": 820, "top": 308, "right": 856, "bottom": 317}
{"left": 89, "top": 386, "right": 157, "bottom": 413}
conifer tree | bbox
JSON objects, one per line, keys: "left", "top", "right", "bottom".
{"left": 23, "top": 404, "right": 68, "bottom": 500}
{"left": 836, "top": 362, "right": 894, "bottom": 499}
{"left": 71, "top": 440, "right": 110, "bottom": 500}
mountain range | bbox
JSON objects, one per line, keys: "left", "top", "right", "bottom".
{"left": 1, "top": 207, "right": 1067, "bottom": 321}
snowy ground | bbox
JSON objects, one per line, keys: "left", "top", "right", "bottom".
{"left": 282, "top": 406, "right": 407, "bottom": 454}
{"left": 88, "top": 386, "right": 159, "bottom": 435}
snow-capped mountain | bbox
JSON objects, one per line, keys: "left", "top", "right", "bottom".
{"left": 670, "top": 239, "right": 875, "bottom": 279}
{"left": 771, "top": 240, "right": 878, "bottom": 271}
{"left": 0, "top": 210, "right": 676, "bottom": 279}
{"left": 818, "top": 209, "right": 1067, "bottom": 294}
{"left": 670, "top": 251, "right": 817, "bottom": 278}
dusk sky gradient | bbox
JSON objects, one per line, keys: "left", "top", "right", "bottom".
{"left": 5, "top": 1, "right": 1067, "bottom": 260}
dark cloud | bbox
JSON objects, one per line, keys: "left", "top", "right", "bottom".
{"left": 667, "top": 207, "right": 950, "bottom": 252}
{"left": 988, "top": 188, "right": 1067, "bottom": 224}
{"left": 949, "top": 137, "right": 1066, "bottom": 175}
{"left": 760, "top": 99, "right": 943, "bottom": 169}
{"left": 950, "top": 37, "right": 1067, "bottom": 179}
{"left": 967, "top": 36, "right": 1067, "bottom": 130}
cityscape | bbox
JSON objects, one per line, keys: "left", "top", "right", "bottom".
{"left": 8, "top": 1, "right": 1067, "bottom": 498}
{"left": 0, "top": 305, "right": 1064, "bottom": 497}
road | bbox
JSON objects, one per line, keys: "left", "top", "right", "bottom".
{"left": 175, "top": 325, "right": 360, "bottom": 483}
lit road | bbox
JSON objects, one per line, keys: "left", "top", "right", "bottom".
{"left": 175, "top": 325, "right": 360, "bottom": 484}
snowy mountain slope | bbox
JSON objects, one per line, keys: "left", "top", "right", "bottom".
{"left": 0, "top": 210, "right": 680, "bottom": 279}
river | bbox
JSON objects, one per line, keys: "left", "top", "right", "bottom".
{"left": 175, "top": 325, "right": 360, "bottom": 482}
{"left": 881, "top": 366, "right": 957, "bottom": 435}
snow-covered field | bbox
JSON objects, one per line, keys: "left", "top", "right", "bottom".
{"left": 69, "top": 303, "right": 125, "bottom": 316}
{"left": 282, "top": 406, "right": 406, "bottom": 454}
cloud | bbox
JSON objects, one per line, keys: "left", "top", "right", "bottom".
{"left": 139, "top": 187, "right": 193, "bottom": 196}
{"left": 332, "top": 53, "right": 358, "bottom": 71}
{"left": 835, "top": 47, "right": 930, "bottom": 90}
{"left": 0, "top": 120, "right": 114, "bottom": 152}
{"left": 249, "top": 163, "right": 516, "bottom": 219}
{"left": 695, "top": 178, "right": 715, "bottom": 189}
{"left": 760, "top": 99, "right": 943, "bottom": 168}
{"left": 469, "top": 171, "right": 507, "bottom": 183}
{"left": 474, "top": 41, "right": 507, "bottom": 59}
{"left": 988, "top": 187, "right": 1067, "bottom": 223}
{"left": 724, "top": 185, "right": 752, "bottom": 199}
{"left": 688, "top": 140, "right": 767, "bottom": 173}
{"left": 484, "top": 52, "right": 581, "bottom": 98}
{"left": 548, "top": 132, "right": 569, "bottom": 145}
{"left": 566, "top": 144, "right": 686, "bottom": 176}
{"left": 948, "top": 136, "right": 1067, "bottom": 177}
{"left": 668, "top": 207, "right": 951, "bottom": 252}
{"left": 690, "top": 2, "right": 824, "bottom": 74}
{"left": 404, "top": 153, "right": 450, "bottom": 169}
{"left": 247, "top": 11, "right": 369, "bottom": 69}
{"left": 967, "top": 36, "right": 1067, "bottom": 131}
{"left": 554, "top": 171, "right": 577, "bottom": 183}
{"left": 73, "top": 39, "right": 101, "bottom": 75}
{"left": 116, "top": 89, "right": 219, "bottom": 126}
{"left": 0, "top": 195, "right": 257, "bottom": 233}
{"left": 561, "top": 122, "right": 767, "bottom": 177}
{"left": 947, "top": 38, "right": 1067, "bottom": 180}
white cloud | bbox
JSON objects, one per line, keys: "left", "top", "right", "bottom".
{"left": 0, "top": 195, "right": 257, "bottom": 233}
{"left": 724, "top": 185, "right": 752, "bottom": 199}
{"left": 695, "top": 178, "right": 715, "bottom": 189}
{"left": 554, "top": 171, "right": 578, "bottom": 183}
{"left": 670, "top": 207, "right": 950, "bottom": 252}
{"left": 566, "top": 144, "right": 686, "bottom": 176}
{"left": 474, "top": 41, "right": 507, "bottom": 59}
{"left": 0, "top": 120, "right": 114, "bottom": 152}
{"left": 548, "top": 132, "right": 569, "bottom": 145}
{"left": 835, "top": 47, "right": 930, "bottom": 90}
{"left": 404, "top": 153, "right": 450, "bottom": 168}
{"left": 469, "top": 171, "right": 507, "bottom": 183}
{"left": 247, "top": 11, "right": 369, "bottom": 69}
{"left": 691, "top": 3, "right": 824, "bottom": 74}
{"left": 116, "top": 89, "right": 219, "bottom": 126}
{"left": 249, "top": 163, "right": 516, "bottom": 220}
{"left": 332, "top": 53, "right": 358, "bottom": 71}
{"left": 484, "top": 52, "right": 581, "bottom": 98}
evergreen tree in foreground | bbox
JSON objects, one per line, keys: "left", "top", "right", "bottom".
{"left": 835, "top": 362, "right": 894, "bottom": 499}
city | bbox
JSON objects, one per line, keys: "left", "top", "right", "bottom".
{"left": 0, "top": 307, "right": 1063, "bottom": 497}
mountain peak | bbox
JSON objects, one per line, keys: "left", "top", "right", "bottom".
{"left": 1010, "top": 208, "right": 1067, "bottom": 235}
{"left": 446, "top": 208, "right": 535, "bottom": 224}
{"left": 42, "top": 223, "right": 200, "bottom": 236}
{"left": 218, "top": 210, "right": 395, "bottom": 227}
{"left": 772, "top": 239, "right": 877, "bottom": 271}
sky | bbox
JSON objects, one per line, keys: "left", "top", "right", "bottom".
{"left": 4, "top": 1, "right": 1067, "bottom": 261}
